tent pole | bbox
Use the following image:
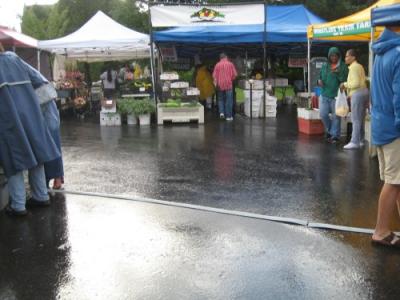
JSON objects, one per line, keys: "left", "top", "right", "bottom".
{"left": 369, "top": 26, "right": 375, "bottom": 78}
{"left": 262, "top": 1, "right": 267, "bottom": 118}
{"left": 245, "top": 50, "right": 248, "bottom": 80}
{"left": 148, "top": 6, "right": 157, "bottom": 104}
{"left": 37, "top": 49, "right": 41, "bottom": 72}
{"left": 307, "top": 38, "right": 311, "bottom": 93}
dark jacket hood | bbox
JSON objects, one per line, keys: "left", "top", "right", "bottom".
{"left": 327, "top": 47, "right": 341, "bottom": 59}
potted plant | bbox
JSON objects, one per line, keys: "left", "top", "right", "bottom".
{"left": 118, "top": 98, "right": 137, "bottom": 125}
{"left": 131, "top": 98, "right": 156, "bottom": 125}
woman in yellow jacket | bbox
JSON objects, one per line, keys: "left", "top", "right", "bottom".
{"left": 195, "top": 64, "right": 215, "bottom": 108}
{"left": 340, "top": 49, "right": 369, "bottom": 150}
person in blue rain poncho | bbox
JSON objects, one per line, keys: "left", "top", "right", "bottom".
{"left": 0, "top": 44, "right": 60, "bottom": 216}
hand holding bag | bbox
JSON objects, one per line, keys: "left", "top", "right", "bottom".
{"left": 335, "top": 88, "right": 349, "bottom": 117}
{"left": 35, "top": 83, "right": 57, "bottom": 105}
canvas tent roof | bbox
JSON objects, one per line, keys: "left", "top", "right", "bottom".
{"left": 372, "top": 3, "right": 400, "bottom": 26}
{"left": 38, "top": 11, "right": 150, "bottom": 61}
{"left": 154, "top": 5, "right": 325, "bottom": 44}
{"left": 0, "top": 26, "right": 38, "bottom": 48}
{"left": 307, "top": 0, "right": 400, "bottom": 41}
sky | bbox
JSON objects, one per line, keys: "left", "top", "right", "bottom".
{"left": 0, "top": 0, "right": 58, "bottom": 31}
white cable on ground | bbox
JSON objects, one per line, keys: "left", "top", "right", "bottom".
{"left": 52, "top": 189, "right": 375, "bottom": 235}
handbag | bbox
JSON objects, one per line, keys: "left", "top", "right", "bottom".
{"left": 35, "top": 83, "right": 57, "bottom": 105}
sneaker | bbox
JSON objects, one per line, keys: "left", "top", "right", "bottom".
{"left": 359, "top": 140, "right": 365, "bottom": 147}
{"left": 5, "top": 205, "right": 28, "bottom": 217}
{"left": 219, "top": 113, "right": 225, "bottom": 119}
{"left": 226, "top": 117, "right": 233, "bottom": 121}
{"left": 26, "top": 197, "right": 51, "bottom": 208}
{"left": 343, "top": 142, "right": 360, "bottom": 150}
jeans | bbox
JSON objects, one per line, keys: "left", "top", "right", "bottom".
{"left": 319, "top": 95, "right": 341, "bottom": 138}
{"left": 218, "top": 89, "right": 233, "bottom": 118}
{"left": 350, "top": 88, "right": 369, "bottom": 145}
{"left": 7, "top": 164, "right": 49, "bottom": 211}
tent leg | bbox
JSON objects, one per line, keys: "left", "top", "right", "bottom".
{"left": 307, "top": 38, "right": 311, "bottom": 93}
{"left": 37, "top": 49, "right": 41, "bottom": 72}
{"left": 149, "top": 42, "right": 156, "bottom": 103}
{"left": 369, "top": 27, "right": 375, "bottom": 78}
{"left": 245, "top": 50, "right": 248, "bottom": 80}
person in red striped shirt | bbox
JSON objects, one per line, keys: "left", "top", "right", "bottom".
{"left": 213, "top": 53, "right": 237, "bottom": 121}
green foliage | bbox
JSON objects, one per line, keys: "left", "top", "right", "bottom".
{"left": 21, "top": 0, "right": 149, "bottom": 40}
{"left": 130, "top": 99, "right": 156, "bottom": 115}
{"left": 117, "top": 98, "right": 136, "bottom": 114}
{"left": 20, "top": 5, "right": 50, "bottom": 39}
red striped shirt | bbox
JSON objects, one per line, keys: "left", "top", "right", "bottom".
{"left": 213, "top": 58, "right": 237, "bottom": 91}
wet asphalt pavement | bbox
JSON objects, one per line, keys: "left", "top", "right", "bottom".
{"left": 60, "top": 106, "right": 396, "bottom": 229}
{"left": 1, "top": 193, "right": 400, "bottom": 300}
{"left": 1, "top": 106, "right": 400, "bottom": 299}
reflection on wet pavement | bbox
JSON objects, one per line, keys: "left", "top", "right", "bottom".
{"left": 59, "top": 107, "right": 399, "bottom": 229}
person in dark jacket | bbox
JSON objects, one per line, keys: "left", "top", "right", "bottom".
{"left": 318, "top": 47, "right": 348, "bottom": 143}
{"left": 0, "top": 46, "right": 60, "bottom": 216}
{"left": 370, "top": 27, "right": 400, "bottom": 248}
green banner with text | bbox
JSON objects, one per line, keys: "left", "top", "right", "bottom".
{"left": 313, "top": 20, "right": 371, "bottom": 38}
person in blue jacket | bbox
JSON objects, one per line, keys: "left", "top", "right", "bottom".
{"left": 371, "top": 27, "right": 400, "bottom": 248}
{"left": 0, "top": 44, "right": 60, "bottom": 216}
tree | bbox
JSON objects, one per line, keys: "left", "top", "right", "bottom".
{"left": 20, "top": 5, "right": 50, "bottom": 39}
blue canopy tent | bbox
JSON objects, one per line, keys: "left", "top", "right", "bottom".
{"left": 151, "top": 4, "right": 325, "bottom": 115}
{"left": 154, "top": 5, "right": 325, "bottom": 44}
{"left": 371, "top": 3, "right": 400, "bottom": 26}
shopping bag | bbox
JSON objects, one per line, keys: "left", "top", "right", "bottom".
{"left": 335, "top": 89, "right": 349, "bottom": 117}
{"left": 35, "top": 83, "right": 57, "bottom": 105}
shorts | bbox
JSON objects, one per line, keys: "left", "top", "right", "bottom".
{"left": 377, "top": 138, "right": 400, "bottom": 184}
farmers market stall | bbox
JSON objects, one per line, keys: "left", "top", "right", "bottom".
{"left": 151, "top": 4, "right": 325, "bottom": 121}
{"left": 38, "top": 11, "right": 153, "bottom": 123}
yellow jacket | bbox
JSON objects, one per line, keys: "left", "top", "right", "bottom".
{"left": 196, "top": 66, "right": 215, "bottom": 100}
{"left": 344, "top": 61, "right": 367, "bottom": 96}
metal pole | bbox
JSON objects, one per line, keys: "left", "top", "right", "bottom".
{"left": 37, "top": 49, "right": 41, "bottom": 72}
{"left": 369, "top": 26, "right": 375, "bottom": 78}
{"left": 250, "top": 82, "right": 253, "bottom": 120}
{"left": 148, "top": 5, "right": 157, "bottom": 104}
{"left": 262, "top": 1, "right": 267, "bottom": 118}
{"left": 307, "top": 38, "right": 311, "bottom": 93}
{"left": 245, "top": 50, "right": 248, "bottom": 80}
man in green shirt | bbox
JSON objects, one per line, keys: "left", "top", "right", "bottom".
{"left": 318, "top": 47, "right": 349, "bottom": 143}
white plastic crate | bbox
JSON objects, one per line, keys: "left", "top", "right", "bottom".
{"left": 268, "top": 78, "right": 289, "bottom": 87}
{"left": 265, "top": 111, "right": 277, "bottom": 118}
{"left": 264, "top": 104, "right": 277, "bottom": 118}
{"left": 101, "top": 106, "right": 117, "bottom": 113}
{"left": 160, "top": 72, "right": 179, "bottom": 81}
{"left": 186, "top": 87, "right": 200, "bottom": 96}
{"left": 297, "top": 108, "right": 320, "bottom": 120}
{"left": 157, "top": 104, "right": 204, "bottom": 125}
{"left": 239, "top": 80, "right": 271, "bottom": 90}
{"left": 170, "top": 81, "right": 189, "bottom": 89}
{"left": 100, "top": 112, "right": 121, "bottom": 126}
{"left": 244, "top": 90, "right": 265, "bottom": 99}
{"left": 244, "top": 98, "right": 262, "bottom": 118}
{"left": 266, "top": 95, "right": 278, "bottom": 105}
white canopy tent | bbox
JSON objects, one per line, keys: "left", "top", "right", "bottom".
{"left": 38, "top": 11, "right": 150, "bottom": 61}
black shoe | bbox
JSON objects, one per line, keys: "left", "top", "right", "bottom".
{"left": 26, "top": 197, "right": 51, "bottom": 208}
{"left": 326, "top": 133, "right": 332, "bottom": 140}
{"left": 329, "top": 137, "right": 340, "bottom": 144}
{"left": 5, "top": 205, "right": 28, "bottom": 217}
